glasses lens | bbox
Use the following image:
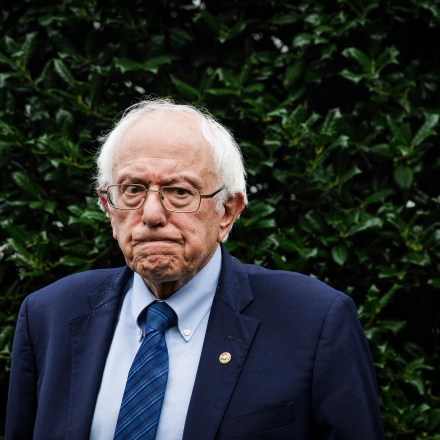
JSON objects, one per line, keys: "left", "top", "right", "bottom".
{"left": 108, "top": 184, "right": 146, "bottom": 209}
{"left": 161, "top": 186, "right": 199, "bottom": 212}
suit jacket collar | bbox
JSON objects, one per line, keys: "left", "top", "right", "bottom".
{"left": 183, "top": 245, "right": 260, "bottom": 440}
{"left": 67, "top": 266, "right": 132, "bottom": 440}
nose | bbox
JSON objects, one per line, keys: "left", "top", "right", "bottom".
{"left": 141, "top": 189, "right": 167, "bottom": 228}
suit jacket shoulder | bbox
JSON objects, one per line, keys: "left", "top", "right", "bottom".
{"left": 26, "top": 266, "right": 130, "bottom": 309}
{"left": 243, "top": 262, "right": 356, "bottom": 324}
{"left": 245, "top": 261, "right": 349, "bottom": 300}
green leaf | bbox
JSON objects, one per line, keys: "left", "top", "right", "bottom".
{"left": 11, "top": 172, "right": 45, "bottom": 198}
{"left": 339, "top": 69, "right": 365, "bottom": 84}
{"left": 342, "top": 47, "right": 371, "bottom": 71}
{"left": 375, "top": 46, "right": 399, "bottom": 73}
{"left": 114, "top": 58, "right": 143, "bottom": 73}
{"left": 205, "top": 87, "right": 237, "bottom": 96}
{"left": 393, "top": 166, "right": 413, "bottom": 189}
{"left": 200, "top": 10, "right": 221, "bottom": 33}
{"left": 331, "top": 245, "right": 348, "bottom": 266}
{"left": 283, "top": 61, "right": 304, "bottom": 86}
{"left": 53, "top": 59, "right": 76, "bottom": 87}
{"left": 170, "top": 76, "right": 200, "bottom": 99}
{"left": 321, "top": 108, "right": 342, "bottom": 133}
{"left": 380, "top": 319, "right": 406, "bottom": 334}
{"left": 362, "top": 189, "right": 394, "bottom": 206}
{"left": 340, "top": 165, "right": 362, "bottom": 184}
{"left": 412, "top": 114, "right": 439, "bottom": 147}
{"left": 0, "top": 222, "right": 34, "bottom": 244}
{"left": 20, "top": 31, "right": 38, "bottom": 65}
{"left": 292, "top": 33, "right": 313, "bottom": 48}
{"left": 143, "top": 55, "right": 175, "bottom": 74}
{"left": 348, "top": 217, "right": 383, "bottom": 235}
{"left": 29, "top": 200, "right": 57, "bottom": 214}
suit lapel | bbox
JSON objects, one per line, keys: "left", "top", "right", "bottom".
{"left": 183, "top": 247, "right": 260, "bottom": 440}
{"left": 66, "top": 267, "right": 132, "bottom": 440}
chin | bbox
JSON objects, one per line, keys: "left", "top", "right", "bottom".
{"left": 132, "top": 255, "right": 180, "bottom": 281}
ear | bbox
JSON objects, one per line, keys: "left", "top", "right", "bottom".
{"left": 97, "top": 190, "right": 118, "bottom": 240}
{"left": 217, "top": 193, "right": 245, "bottom": 242}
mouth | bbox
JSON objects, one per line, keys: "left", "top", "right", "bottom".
{"left": 132, "top": 238, "right": 181, "bottom": 247}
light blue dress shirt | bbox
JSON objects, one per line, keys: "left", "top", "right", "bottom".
{"left": 90, "top": 246, "right": 221, "bottom": 440}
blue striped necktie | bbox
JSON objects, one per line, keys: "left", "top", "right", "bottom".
{"left": 114, "top": 301, "right": 177, "bottom": 440}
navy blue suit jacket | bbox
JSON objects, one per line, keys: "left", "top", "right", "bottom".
{"left": 6, "top": 246, "right": 384, "bottom": 439}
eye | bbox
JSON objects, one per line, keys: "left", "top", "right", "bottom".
{"left": 123, "top": 184, "right": 144, "bottom": 195}
{"left": 175, "top": 187, "right": 191, "bottom": 197}
{"left": 160, "top": 186, "right": 199, "bottom": 211}
{"left": 165, "top": 186, "right": 193, "bottom": 197}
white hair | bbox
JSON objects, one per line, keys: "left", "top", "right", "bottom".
{"left": 95, "top": 98, "right": 248, "bottom": 210}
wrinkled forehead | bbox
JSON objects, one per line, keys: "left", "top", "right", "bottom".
{"left": 111, "top": 109, "right": 217, "bottom": 180}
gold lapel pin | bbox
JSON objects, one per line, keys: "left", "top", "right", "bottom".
{"left": 219, "top": 352, "right": 232, "bottom": 364}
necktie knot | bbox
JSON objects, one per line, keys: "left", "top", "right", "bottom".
{"left": 145, "top": 301, "right": 177, "bottom": 333}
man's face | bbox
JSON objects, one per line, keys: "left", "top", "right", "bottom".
{"left": 101, "top": 110, "right": 244, "bottom": 298}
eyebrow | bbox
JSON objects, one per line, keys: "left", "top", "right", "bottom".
{"left": 119, "top": 175, "right": 202, "bottom": 189}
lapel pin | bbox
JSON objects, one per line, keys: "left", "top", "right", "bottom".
{"left": 219, "top": 352, "right": 232, "bottom": 364}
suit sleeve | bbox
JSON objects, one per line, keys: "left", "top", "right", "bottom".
{"left": 311, "top": 294, "right": 385, "bottom": 439}
{"left": 5, "top": 296, "right": 37, "bottom": 440}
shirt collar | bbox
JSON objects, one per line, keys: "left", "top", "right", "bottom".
{"left": 131, "top": 245, "right": 222, "bottom": 341}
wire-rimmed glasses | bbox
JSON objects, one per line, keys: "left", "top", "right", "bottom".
{"left": 101, "top": 184, "right": 225, "bottom": 213}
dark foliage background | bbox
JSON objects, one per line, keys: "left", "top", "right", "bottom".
{"left": 1, "top": 0, "right": 439, "bottom": 438}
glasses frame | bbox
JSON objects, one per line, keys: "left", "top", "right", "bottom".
{"left": 100, "top": 184, "right": 225, "bottom": 213}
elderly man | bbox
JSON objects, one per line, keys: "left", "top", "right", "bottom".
{"left": 6, "top": 98, "right": 384, "bottom": 439}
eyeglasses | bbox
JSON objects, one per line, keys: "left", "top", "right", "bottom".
{"left": 101, "top": 184, "right": 225, "bottom": 212}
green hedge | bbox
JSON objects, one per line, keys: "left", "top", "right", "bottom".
{"left": 1, "top": 0, "right": 439, "bottom": 437}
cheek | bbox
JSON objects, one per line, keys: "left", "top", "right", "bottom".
{"left": 110, "top": 213, "right": 135, "bottom": 245}
{"left": 183, "top": 215, "right": 221, "bottom": 250}
{"left": 111, "top": 220, "right": 118, "bottom": 240}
